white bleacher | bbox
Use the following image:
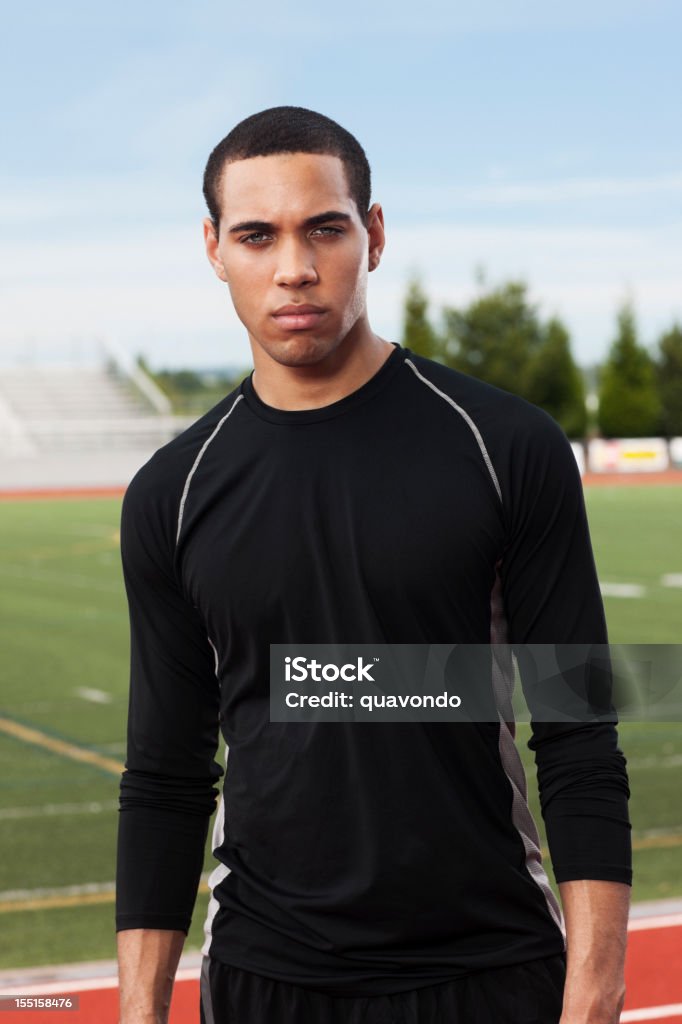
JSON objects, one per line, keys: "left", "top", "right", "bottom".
{"left": 0, "top": 366, "right": 183, "bottom": 453}
{"left": 0, "top": 345, "right": 194, "bottom": 488}
{"left": 1, "top": 366, "right": 151, "bottom": 420}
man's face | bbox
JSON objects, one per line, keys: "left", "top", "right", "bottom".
{"left": 204, "top": 152, "right": 384, "bottom": 367}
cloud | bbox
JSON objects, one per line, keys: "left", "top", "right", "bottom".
{"left": 464, "top": 174, "right": 682, "bottom": 204}
{"left": 377, "top": 173, "right": 682, "bottom": 215}
{"left": 0, "top": 178, "right": 196, "bottom": 230}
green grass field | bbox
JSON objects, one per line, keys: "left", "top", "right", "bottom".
{"left": 0, "top": 486, "right": 680, "bottom": 968}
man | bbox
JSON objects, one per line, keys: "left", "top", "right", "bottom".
{"left": 116, "top": 106, "right": 632, "bottom": 1023}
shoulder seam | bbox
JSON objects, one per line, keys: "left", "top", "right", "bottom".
{"left": 175, "top": 393, "right": 244, "bottom": 545}
{"left": 404, "top": 358, "right": 503, "bottom": 504}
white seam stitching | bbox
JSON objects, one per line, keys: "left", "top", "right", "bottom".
{"left": 175, "top": 394, "right": 243, "bottom": 545}
{"left": 207, "top": 636, "right": 219, "bottom": 677}
{"left": 404, "top": 358, "right": 503, "bottom": 504}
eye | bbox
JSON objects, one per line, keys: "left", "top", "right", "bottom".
{"left": 311, "top": 226, "right": 343, "bottom": 238}
{"left": 239, "top": 232, "right": 271, "bottom": 245}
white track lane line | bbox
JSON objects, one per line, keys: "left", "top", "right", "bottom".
{"left": 628, "top": 914, "right": 682, "bottom": 931}
{"left": 0, "top": 966, "right": 201, "bottom": 996}
{"left": 620, "top": 1005, "right": 682, "bottom": 1022}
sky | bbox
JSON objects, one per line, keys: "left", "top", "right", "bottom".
{"left": 1, "top": 0, "right": 681, "bottom": 370}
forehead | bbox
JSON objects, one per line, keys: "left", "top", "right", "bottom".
{"left": 218, "top": 152, "right": 356, "bottom": 224}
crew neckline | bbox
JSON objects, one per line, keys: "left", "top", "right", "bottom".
{"left": 241, "top": 343, "right": 408, "bottom": 424}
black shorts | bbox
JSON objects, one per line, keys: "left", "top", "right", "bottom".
{"left": 199, "top": 953, "right": 566, "bottom": 1023}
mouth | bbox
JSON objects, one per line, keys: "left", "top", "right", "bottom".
{"left": 271, "top": 306, "right": 328, "bottom": 331}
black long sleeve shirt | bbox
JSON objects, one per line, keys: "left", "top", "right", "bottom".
{"left": 116, "top": 343, "right": 631, "bottom": 995}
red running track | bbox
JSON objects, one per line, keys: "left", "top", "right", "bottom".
{"left": 0, "top": 918, "right": 680, "bottom": 1023}
{"left": 1, "top": 470, "right": 681, "bottom": 503}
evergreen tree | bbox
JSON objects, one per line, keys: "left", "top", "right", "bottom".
{"left": 597, "top": 303, "right": 661, "bottom": 437}
{"left": 401, "top": 278, "right": 442, "bottom": 360}
{"left": 656, "top": 323, "right": 682, "bottom": 437}
{"left": 400, "top": 275, "right": 587, "bottom": 434}
{"left": 526, "top": 317, "right": 587, "bottom": 438}
{"left": 442, "top": 281, "right": 543, "bottom": 395}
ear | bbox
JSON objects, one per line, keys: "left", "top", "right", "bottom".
{"left": 203, "top": 217, "right": 228, "bottom": 282}
{"left": 366, "top": 202, "right": 385, "bottom": 272}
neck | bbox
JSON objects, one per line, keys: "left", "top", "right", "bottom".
{"left": 249, "top": 320, "right": 396, "bottom": 411}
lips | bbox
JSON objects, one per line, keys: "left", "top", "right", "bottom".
{"left": 272, "top": 305, "right": 327, "bottom": 331}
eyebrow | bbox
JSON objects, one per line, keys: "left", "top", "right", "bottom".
{"left": 227, "top": 210, "right": 353, "bottom": 234}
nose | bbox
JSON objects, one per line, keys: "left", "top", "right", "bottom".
{"left": 273, "top": 237, "right": 318, "bottom": 288}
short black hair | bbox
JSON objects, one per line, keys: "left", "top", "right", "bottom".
{"left": 203, "top": 106, "right": 372, "bottom": 232}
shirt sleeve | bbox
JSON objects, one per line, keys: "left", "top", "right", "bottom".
{"left": 116, "top": 464, "right": 223, "bottom": 934}
{"left": 498, "top": 408, "right": 632, "bottom": 886}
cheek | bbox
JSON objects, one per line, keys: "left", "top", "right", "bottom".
{"left": 225, "top": 280, "right": 261, "bottom": 334}
{"left": 224, "top": 260, "right": 267, "bottom": 312}
{"left": 339, "top": 257, "right": 368, "bottom": 318}
{"left": 330, "top": 246, "right": 366, "bottom": 298}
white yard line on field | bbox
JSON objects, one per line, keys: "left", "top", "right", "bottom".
{"left": 0, "top": 873, "right": 211, "bottom": 905}
{"left": 600, "top": 582, "right": 647, "bottom": 598}
{"left": 75, "top": 688, "right": 112, "bottom": 704}
{"left": 0, "top": 882, "right": 116, "bottom": 904}
{"left": 661, "top": 573, "right": 682, "bottom": 588}
{"left": 0, "top": 800, "right": 119, "bottom": 821}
